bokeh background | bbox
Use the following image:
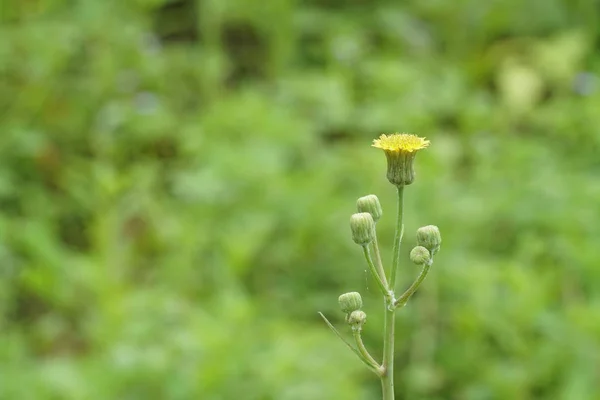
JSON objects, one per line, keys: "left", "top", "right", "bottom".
{"left": 2, "top": 0, "right": 600, "bottom": 399}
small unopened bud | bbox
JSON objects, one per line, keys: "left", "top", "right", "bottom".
{"left": 338, "top": 292, "right": 363, "bottom": 314}
{"left": 356, "top": 194, "right": 383, "bottom": 222}
{"left": 347, "top": 310, "right": 367, "bottom": 330}
{"left": 350, "top": 213, "right": 376, "bottom": 245}
{"left": 416, "top": 225, "right": 441, "bottom": 255}
{"left": 410, "top": 246, "right": 431, "bottom": 266}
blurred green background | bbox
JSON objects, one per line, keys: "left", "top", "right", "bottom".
{"left": 1, "top": 0, "right": 600, "bottom": 399}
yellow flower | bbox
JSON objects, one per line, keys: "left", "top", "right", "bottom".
{"left": 372, "top": 133, "right": 430, "bottom": 186}
{"left": 372, "top": 133, "right": 430, "bottom": 153}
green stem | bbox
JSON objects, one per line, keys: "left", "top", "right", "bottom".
{"left": 352, "top": 330, "right": 382, "bottom": 374}
{"left": 362, "top": 246, "right": 390, "bottom": 300}
{"left": 381, "top": 185, "right": 404, "bottom": 400}
{"left": 393, "top": 261, "right": 432, "bottom": 308}
{"left": 371, "top": 232, "right": 389, "bottom": 290}
{"left": 381, "top": 307, "right": 395, "bottom": 400}
{"left": 389, "top": 185, "right": 405, "bottom": 291}
{"left": 318, "top": 312, "right": 380, "bottom": 375}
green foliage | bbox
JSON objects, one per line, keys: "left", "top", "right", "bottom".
{"left": 1, "top": 0, "right": 599, "bottom": 398}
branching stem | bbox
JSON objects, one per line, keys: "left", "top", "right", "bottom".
{"left": 371, "top": 232, "right": 389, "bottom": 290}
{"left": 319, "top": 312, "right": 380, "bottom": 375}
{"left": 353, "top": 330, "right": 382, "bottom": 375}
{"left": 362, "top": 246, "right": 391, "bottom": 300}
{"left": 394, "top": 260, "right": 432, "bottom": 308}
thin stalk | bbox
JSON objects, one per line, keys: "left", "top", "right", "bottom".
{"left": 318, "top": 312, "right": 380, "bottom": 374}
{"left": 389, "top": 185, "right": 405, "bottom": 290}
{"left": 381, "top": 306, "right": 395, "bottom": 399}
{"left": 393, "top": 261, "right": 432, "bottom": 308}
{"left": 362, "top": 246, "right": 390, "bottom": 299}
{"left": 381, "top": 185, "right": 405, "bottom": 400}
{"left": 352, "top": 330, "right": 382, "bottom": 374}
{"left": 371, "top": 232, "right": 389, "bottom": 290}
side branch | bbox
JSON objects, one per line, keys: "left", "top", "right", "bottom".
{"left": 318, "top": 312, "right": 381, "bottom": 374}
{"left": 393, "top": 260, "right": 432, "bottom": 308}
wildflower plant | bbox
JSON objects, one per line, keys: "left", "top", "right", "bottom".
{"left": 319, "top": 133, "right": 442, "bottom": 400}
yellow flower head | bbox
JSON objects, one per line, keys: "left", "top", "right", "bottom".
{"left": 372, "top": 133, "right": 430, "bottom": 186}
{"left": 372, "top": 133, "right": 430, "bottom": 153}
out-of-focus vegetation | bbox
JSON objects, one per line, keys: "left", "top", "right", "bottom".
{"left": 1, "top": 0, "right": 600, "bottom": 399}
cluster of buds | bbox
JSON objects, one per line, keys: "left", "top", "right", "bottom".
{"left": 338, "top": 292, "right": 367, "bottom": 331}
{"left": 407, "top": 225, "right": 442, "bottom": 267}
{"left": 416, "top": 225, "right": 442, "bottom": 255}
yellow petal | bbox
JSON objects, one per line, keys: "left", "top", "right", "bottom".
{"left": 372, "top": 133, "right": 430, "bottom": 152}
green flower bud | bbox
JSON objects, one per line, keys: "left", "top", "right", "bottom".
{"left": 416, "top": 225, "right": 442, "bottom": 254}
{"left": 410, "top": 246, "right": 431, "bottom": 266}
{"left": 356, "top": 194, "right": 383, "bottom": 222}
{"left": 347, "top": 310, "right": 367, "bottom": 330}
{"left": 338, "top": 292, "right": 363, "bottom": 314}
{"left": 350, "top": 213, "right": 376, "bottom": 245}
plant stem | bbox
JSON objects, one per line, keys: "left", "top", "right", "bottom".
{"left": 319, "top": 312, "right": 380, "bottom": 374}
{"left": 353, "top": 330, "right": 382, "bottom": 373}
{"left": 381, "top": 185, "right": 405, "bottom": 400}
{"left": 362, "top": 246, "right": 390, "bottom": 300}
{"left": 394, "top": 261, "right": 432, "bottom": 308}
{"left": 371, "top": 232, "right": 389, "bottom": 290}
{"left": 381, "top": 306, "right": 395, "bottom": 399}
{"left": 389, "top": 185, "right": 404, "bottom": 291}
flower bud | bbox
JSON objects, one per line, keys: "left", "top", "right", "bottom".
{"left": 350, "top": 213, "right": 376, "bottom": 245}
{"left": 416, "top": 225, "right": 442, "bottom": 255}
{"left": 356, "top": 194, "right": 383, "bottom": 222}
{"left": 347, "top": 310, "right": 367, "bottom": 330}
{"left": 338, "top": 292, "right": 363, "bottom": 314}
{"left": 410, "top": 246, "right": 431, "bottom": 266}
